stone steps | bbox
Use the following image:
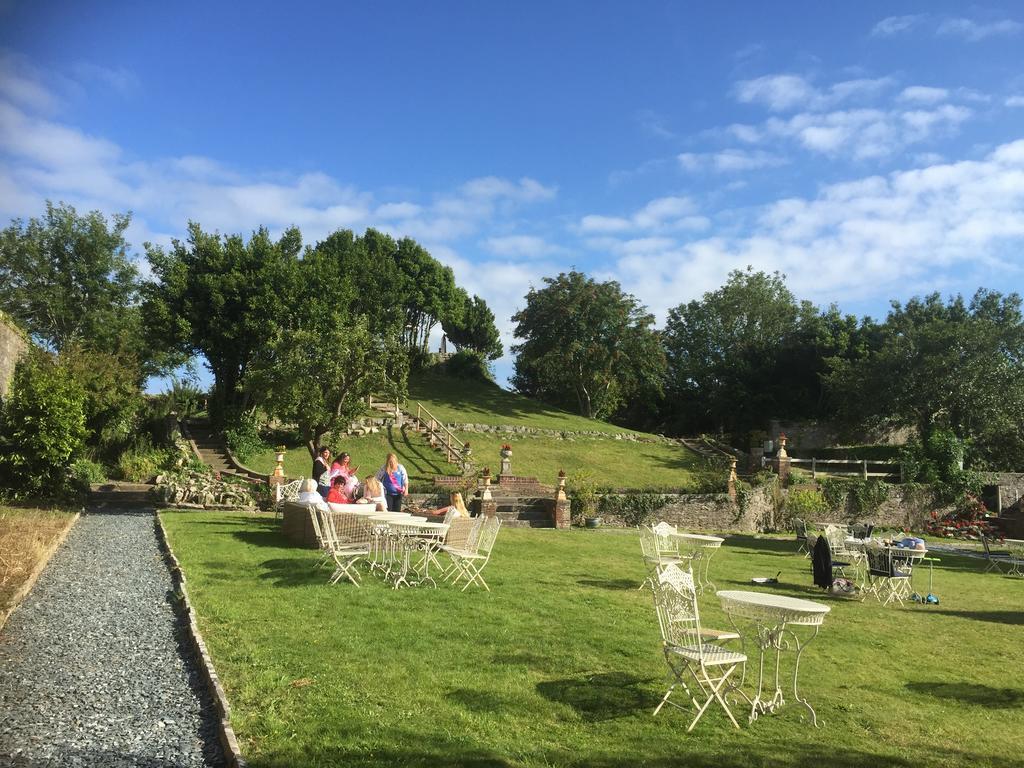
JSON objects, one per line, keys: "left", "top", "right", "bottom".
{"left": 89, "top": 482, "right": 153, "bottom": 506}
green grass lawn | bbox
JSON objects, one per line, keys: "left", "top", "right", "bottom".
{"left": 249, "top": 371, "right": 711, "bottom": 491}
{"left": 408, "top": 371, "right": 645, "bottom": 434}
{"left": 162, "top": 511, "right": 1024, "bottom": 768}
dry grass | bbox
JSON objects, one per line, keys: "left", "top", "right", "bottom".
{"left": 0, "top": 506, "right": 76, "bottom": 616}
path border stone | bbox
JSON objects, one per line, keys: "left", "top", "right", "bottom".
{"left": 0, "top": 510, "right": 80, "bottom": 632}
{"left": 155, "top": 512, "right": 248, "bottom": 768}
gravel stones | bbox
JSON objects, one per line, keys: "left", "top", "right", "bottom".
{"left": 0, "top": 508, "right": 225, "bottom": 767}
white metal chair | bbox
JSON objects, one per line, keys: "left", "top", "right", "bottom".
{"left": 319, "top": 510, "right": 371, "bottom": 587}
{"left": 638, "top": 522, "right": 686, "bottom": 590}
{"left": 980, "top": 534, "right": 1012, "bottom": 573}
{"left": 651, "top": 564, "right": 748, "bottom": 731}
{"left": 275, "top": 477, "right": 304, "bottom": 518}
{"left": 307, "top": 504, "right": 333, "bottom": 569}
{"left": 864, "top": 542, "right": 913, "bottom": 606}
{"left": 448, "top": 516, "right": 502, "bottom": 591}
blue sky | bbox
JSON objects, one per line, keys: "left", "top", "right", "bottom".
{"left": 2, "top": 1, "right": 1024, "bottom": 388}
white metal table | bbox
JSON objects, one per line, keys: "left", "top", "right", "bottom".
{"left": 671, "top": 532, "right": 725, "bottom": 593}
{"left": 717, "top": 590, "right": 830, "bottom": 726}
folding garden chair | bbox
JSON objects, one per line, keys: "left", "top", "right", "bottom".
{"left": 319, "top": 510, "right": 371, "bottom": 587}
{"left": 794, "top": 518, "right": 809, "bottom": 555}
{"left": 308, "top": 504, "right": 333, "bottom": 569}
{"left": 824, "top": 525, "right": 865, "bottom": 587}
{"left": 980, "top": 534, "right": 1012, "bottom": 574}
{"left": 275, "top": 478, "right": 304, "bottom": 518}
{"left": 651, "top": 564, "right": 748, "bottom": 731}
{"left": 638, "top": 522, "right": 687, "bottom": 590}
{"left": 448, "top": 516, "right": 502, "bottom": 592}
{"left": 864, "top": 542, "right": 912, "bottom": 606}
{"left": 440, "top": 516, "right": 483, "bottom": 581}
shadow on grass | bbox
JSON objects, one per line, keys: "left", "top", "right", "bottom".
{"left": 233, "top": 529, "right": 294, "bottom": 550}
{"left": 723, "top": 535, "right": 802, "bottom": 556}
{"left": 535, "top": 672, "right": 654, "bottom": 722}
{"left": 576, "top": 577, "right": 639, "bottom": 591}
{"left": 926, "top": 609, "right": 1024, "bottom": 626}
{"left": 906, "top": 680, "right": 1024, "bottom": 708}
{"left": 256, "top": 557, "right": 324, "bottom": 587}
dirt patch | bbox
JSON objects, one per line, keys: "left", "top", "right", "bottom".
{"left": 0, "top": 506, "right": 77, "bottom": 618}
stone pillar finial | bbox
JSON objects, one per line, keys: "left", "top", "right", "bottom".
{"left": 777, "top": 433, "right": 788, "bottom": 460}
{"left": 481, "top": 467, "right": 492, "bottom": 501}
{"left": 553, "top": 469, "right": 570, "bottom": 529}
{"left": 727, "top": 457, "right": 738, "bottom": 502}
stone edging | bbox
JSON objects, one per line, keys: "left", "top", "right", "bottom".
{"left": 154, "top": 513, "right": 248, "bottom": 768}
{"left": 0, "top": 510, "right": 80, "bottom": 633}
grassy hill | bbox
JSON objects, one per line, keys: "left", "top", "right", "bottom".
{"left": 249, "top": 372, "right": 713, "bottom": 492}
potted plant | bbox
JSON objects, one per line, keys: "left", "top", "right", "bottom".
{"left": 569, "top": 473, "right": 601, "bottom": 528}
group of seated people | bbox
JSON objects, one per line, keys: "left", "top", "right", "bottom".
{"left": 296, "top": 444, "right": 470, "bottom": 518}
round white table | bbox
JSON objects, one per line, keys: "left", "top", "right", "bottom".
{"left": 671, "top": 533, "right": 725, "bottom": 593}
{"left": 717, "top": 590, "right": 831, "bottom": 726}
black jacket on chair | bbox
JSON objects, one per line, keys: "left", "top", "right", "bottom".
{"left": 812, "top": 534, "right": 833, "bottom": 590}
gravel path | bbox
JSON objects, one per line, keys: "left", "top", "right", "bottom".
{"left": 0, "top": 508, "right": 225, "bottom": 768}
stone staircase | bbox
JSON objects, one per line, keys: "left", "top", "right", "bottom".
{"left": 184, "top": 419, "right": 266, "bottom": 483}
{"left": 486, "top": 496, "right": 553, "bottom": 528}
{"left": 89, "top": 482, "right": 153, "bottom": 507}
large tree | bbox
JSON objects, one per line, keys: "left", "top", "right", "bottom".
{"left": 661, "top": 268, "right": 874, "bottom": 436}
{"left": 143, "top": 224, "right": 302, "bottom": 424}
{"left": 442, "top": 290, "right": 503, "bottom": 361}
{"left": 511, "top": 270, "right": 664, "bottom": 419}
{"left": 826, "top": 290, "right": 1024, "bottom": 468}
{"left": 0, "top": 202, "right": 146, "bottom": 362}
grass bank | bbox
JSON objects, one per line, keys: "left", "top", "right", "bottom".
{"left": 162, "top": 510, "right": 1024, "bottom": 768}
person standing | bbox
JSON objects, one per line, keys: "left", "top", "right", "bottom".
{"left": 312, "top": 446, "right": 332, "bottom": 499}
{"left": 377, "top": 452, "right": 408, "bottom": 513}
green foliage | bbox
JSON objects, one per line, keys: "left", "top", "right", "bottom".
{"left": 116, "top": 438, "right": 173, "bottom": 483}
{"left": 818, "top": 477, "right": 892, "bottom": 516}
{"left": 442, "top": 292, "right": 503, "bottom": 360}
{"left": 662, "top": 267, "right": 874, "bottom": 436}
{"left": 899, "top": 430, "right": 983, "bottom": 503}
{"left": 440, "top": 349, "right": 494, "bottom": 383}
{"left": 0, "top": 202, "right": 149, "bottom": 365}
{"left": 512, "top": 270, "right": 665, "bottom": 420}
{"left": 597, "top": 492, "right": 670, "bottom": 526}
{"left": 143, "top": 223, "right": 303, "bottom": 424}
{"left": 827, "top": 289, "right": 1024, "bottom": 470}
{"left": 0, "top": 351, "right": 87, "bottom": 494}
{"left": 151, "top": 375, "right": 206, "bottom": 419}
{"left": 785, "top": 488, "right": 829, "bottom": 520}
{"left": 69, "top": 458, "right": 107, "bottom": 488}
{"left": 61, "top": 346, "right": 145, "bottom": 457}
{"left": 789, "top": 445, "right": 901, "bottom": 461}
{"left": 153, "top": 467, "right": 254, "bottom": 507}
{"left": 568, "top": 472, "right": 599, "bottom": 522}
{"left": 224, "top": 411, "right": 266, "bottom": 463}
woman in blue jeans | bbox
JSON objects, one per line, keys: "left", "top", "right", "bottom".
{"left": 377, "top": 452, "right": 408, "bottom": 512}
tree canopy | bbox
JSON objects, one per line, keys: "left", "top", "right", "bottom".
{"left": 0, "top": 202, "right": 147, "bottom": 366}
{"left": 443, "top": 290, "right": 503, "bottom": 361}
{"left": 826, "top": 290, "right": 1024, "bottom": 468}
{"left": 511, "top": 271, "right": 665, "bottom": 419}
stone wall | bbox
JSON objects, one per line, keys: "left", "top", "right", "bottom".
{"left": 983, "top": 472, "right": 1024, "bottom": 510}
{"left": 0, "top": 313, "right": 28, "bottom": 399}
{"left": 595, "top": 485, "right": 776, "bottom": 533}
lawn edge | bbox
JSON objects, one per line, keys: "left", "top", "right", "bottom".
{"left": 155, "top": 511, "right": 248, "bottom": 768}
{"left": 0, "top": 510, "right": 80, "bottom": 633}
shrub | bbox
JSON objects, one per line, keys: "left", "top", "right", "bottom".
{"left": 785, "top": 488, "right": 828, "bottom": 523}
{"left": 0, "top": 351, "right": 87, "bottom": 495}
{"left": 69, "top": 458, "right": 107, "bottom": 489}
{"left": 568, "top": 472, "right": 599, "bottom": 523}
{"left": 597, "top": 492, "right": 670, "bottom": 527}
{"left": 224, "top": 411, "right": 266, "bottom": 463}
{"left": 114, "top": 435, "right": 175, "bottom": 482}
{"left": 925, "top": 493, "right": 999, "bottom": 540}
{"left": 441, "top": 350, "right": 493, "bottom": 382}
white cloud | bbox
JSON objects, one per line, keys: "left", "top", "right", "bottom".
{"left": 1007, "top": 96, "right": 1024, "bottom": 108}
{"left": 460, "top": 176, "right": 556, "bottom": 202}
{"left": 579, "top": 195, "right": 708, "bottom": 235}
{"left": 611, "top": 140, "right": 1024, "bottom": 321}
{"left": 678, "top": 148, "right": 786, "bottom": 172}
{"left": 733, "top": 74, "right": 894, "bottom": 113}
{"left": 483, "top": 234, "right": 565, "bottom": 258}
{"left": 899, "top": 86, "right": 949, "bottom": 104}
{"left": 871, "top": 14, "right": 925, "bottom": 37}
{"left": 937, "top": 17, "right": 1023, "bottom": 42}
